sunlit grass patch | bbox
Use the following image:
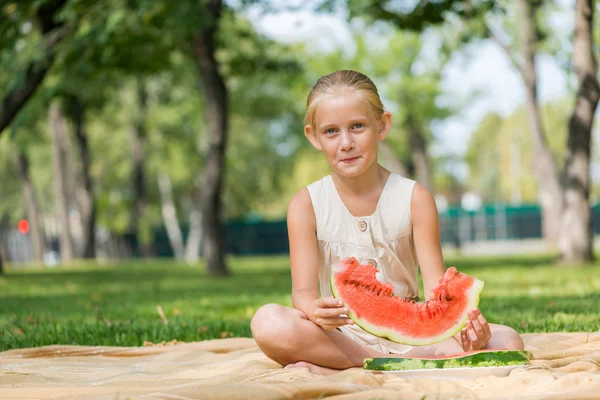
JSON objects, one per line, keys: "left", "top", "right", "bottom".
{"left": 1, "top": 253, "right": 598, "bottom": 351}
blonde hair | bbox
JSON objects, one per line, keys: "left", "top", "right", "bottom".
{"left": 304, "top": 70, "right": 385, "bottom": 130}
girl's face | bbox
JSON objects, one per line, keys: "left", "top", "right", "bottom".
{"left": 305, "top": 92, "right": 392, "bottom": 178}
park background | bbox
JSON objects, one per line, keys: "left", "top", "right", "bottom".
{"left": 1, "top": 0, "right": 600, "bottom": 352}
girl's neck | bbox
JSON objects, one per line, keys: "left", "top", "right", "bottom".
{"left": 331, "top": 163, "right": 390, "bottom": 198}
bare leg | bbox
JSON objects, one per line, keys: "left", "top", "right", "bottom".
{"left": 483, "top": 323, "right": 525, "bottom": 350}
{"left": 401, "top": 336, "right": 464, "bottom": 358}
{"left": 251, "top": 304, "right": 385, "bottom": 373}
{"left": 251, "top": 304, "right": 525, "bottom": 375}
{"left": 403, "top": 323, "right": 524, "bottom": 358}
{"left": 284, "top": 361, "right": 342, "bottom": 376}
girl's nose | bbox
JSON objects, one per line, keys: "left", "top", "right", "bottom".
{"left": 339, "top": 131, "right": 355, "bottom": 150}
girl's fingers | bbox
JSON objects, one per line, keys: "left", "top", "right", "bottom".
{"left": 477, "top": 314, "right": 492, "bottom": 342}
{"left": 314, "top": 305, "right": 348, "bottom": 318}
{"left": 319, "top": 297, "right": 342, "bottom": 308}
{"left": 461, "top": 328, "right": 469, "bottom": 350}
{"left": 320, "top": 317, "right": 353, "bottom": 330}
{"left": 472, "top": 308, "right": 492, "bottom": 343}
{"left": 470, "top": 318, "right": 486, "bottom": 343}
{"left": 466, "top": 320, "right": 479, "bottom": 343}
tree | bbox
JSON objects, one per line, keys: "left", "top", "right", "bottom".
{"left": 558, "top": 0, "right": 600, "bottom": 263}
{"left": 466, "top": 102, "right": 571, "bottom": 204}
{"left": 2, "top": 0, "right": 305, "bottom": 271}
{"left": 484, "top": 0, "right": 600, "bottom": 262}
{"left": 129, "top": 81, "right": 152, "bottom": 257}
{"left": 0, "top": 0, "right": 68, "bottom": 135}
{"left": 66, "top": 95, "right": 96, "bottom": 258}
{"left": 484, "top": 0, "right": 563, "bottom": 249}
{"left": 337, "top": 0, "right": 490, "bottom": 31}
{"left": 191, "top": 0, "right": 229, "bottom": 276}
{"left": 48, "top": 102, "right": 74, "bottom": 264}
{"left": 15, "top": 149, "right": 45, "bottom": 264}
{"left": 0, "top": 240, "right": 4, "bottom": 275}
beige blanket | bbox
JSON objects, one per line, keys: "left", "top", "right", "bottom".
{"left": 1, "top": 332, "right": 600, "bottom": 399}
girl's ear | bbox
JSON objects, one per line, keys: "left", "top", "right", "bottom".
{"left": 377, "top": 111, "right": 392, "bottom": 141}
{"left": 305, "top": 124, "right": 323, "bottom": 151}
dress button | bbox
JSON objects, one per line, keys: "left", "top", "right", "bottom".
{"left": 357, "top": 220, "right": 368, "bottom": 232}
{"left": 366, "top": 259, "right": 377, "bottom": 267}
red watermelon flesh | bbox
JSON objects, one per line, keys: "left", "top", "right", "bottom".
{"left": 330, "top": 257, "right": 484, "bottom": 346}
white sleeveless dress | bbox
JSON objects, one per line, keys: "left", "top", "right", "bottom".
{"left": 306, "top": 173, "right": 419, "bottom": 355}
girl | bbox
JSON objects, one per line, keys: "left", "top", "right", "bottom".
{"left": 251, "top": 70, "right": 524, "bottom": 376}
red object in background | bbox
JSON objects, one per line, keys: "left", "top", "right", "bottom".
{"left": 18, "top": 219, "right": 30, "bottom": 234}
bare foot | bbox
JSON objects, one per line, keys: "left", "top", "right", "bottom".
{"left": 284, "top": 361, "right": 342, "bottom": 376}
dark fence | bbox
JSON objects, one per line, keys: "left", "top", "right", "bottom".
{"left": 151, "top": 203, "right": 600, "bottom": 257}
{"left": 5, "top": 204, "right": 600, "bottom": 261}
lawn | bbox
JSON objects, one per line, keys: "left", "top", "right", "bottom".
{"left": 1, "top": 254, "right": 599, "bottom": 352}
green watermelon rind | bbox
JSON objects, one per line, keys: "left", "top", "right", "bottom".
{"left": 330, "top": 269, "right": 485, "bottom": 346}
{"left": 363, "top": 350, "right": 532, "bottom": 371}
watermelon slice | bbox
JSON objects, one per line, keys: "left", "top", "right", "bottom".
{"left": 330, "top": 257, "right": 484, "bottom": 346}
{"left": 364, "top": 350, "right": 532, "bottom": 371}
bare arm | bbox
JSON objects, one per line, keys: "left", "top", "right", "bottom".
{"left": 411, "top": 183, "right": 491, "bottom": 349}
{"left": 287, "top": 188, "right": 350, "bottom": 330}
{"left": 410, "top": 183, "right": 446, "bottom": 300}
{"left": 287, "top": 188, "right": 320, "bottom": 320}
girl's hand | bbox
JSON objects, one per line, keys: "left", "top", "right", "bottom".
{"left": 311, "top": 297, "right": 354, "bottom": 331}
{"left": 459, "top": 308, "right": 492, "bottom": 351}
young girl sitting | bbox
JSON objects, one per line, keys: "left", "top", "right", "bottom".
{"left": 251, "top": 70, "right": 525, "bottom": 376}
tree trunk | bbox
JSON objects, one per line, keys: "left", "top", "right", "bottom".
{"left": 0, "top": 236, "right": 5, "bottom": 275}
{"left": 407, "top": 118, "right": 434, "bottom": 193}
{"left": 515, "top": 0, "right": 563, "bottom": 248}
{"left": 0, "top": 0, "right": 67, "bottom": 136}
{"left": 157, "top": 173, "right": 185, "bottom": 260}
{"left": 49, "top": 103, "right": 74, "bottom": 264}
{"left": 130, "top": 82, "right": 151, "bottom": 258}
{"left": 192, "top": 0, "right": 229, "bottom": 276}
{"left": 68, "top": 96, "right": 96, "bottom": 259}
{"left": 184, "top": 200, "right": 203, "bottom": 264}
{"left": 15, "top": 150, "right": 45, "bottom": 264}
{"left": 558, "top": 0, "right": 600, "bottom": 264}
{"left": 379, "top": 142, "right": 408, "bottom": 176}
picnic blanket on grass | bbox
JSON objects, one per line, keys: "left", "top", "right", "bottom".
{"left": 1, "top": 332, "right": 600, "bottom": 399}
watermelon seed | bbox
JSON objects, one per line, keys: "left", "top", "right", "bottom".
{"left": 344, "top": 280, "right": 348, "bottom": 284}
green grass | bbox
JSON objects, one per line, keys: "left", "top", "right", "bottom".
{"left": 0, "top": 253, "right": 598, "bottom": 351}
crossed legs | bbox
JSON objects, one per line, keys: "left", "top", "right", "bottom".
{"left": 250, "top": 303, "right": 524, "bottom": 375}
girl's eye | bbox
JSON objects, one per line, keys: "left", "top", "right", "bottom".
{"left": 325, "top": 128, "right": 336, "bottom": 135}
{"left": 353, "top": 123, "right": 364, "bottom": 129}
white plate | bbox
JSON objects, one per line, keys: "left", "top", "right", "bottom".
{"left": 378, "top": 365, "right": 527, "bottom": 380}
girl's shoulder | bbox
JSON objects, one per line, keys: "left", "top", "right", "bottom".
{"left": 306, "top": 174, "right": 331, "bottom": 190}
{"left": 287, "top": 186, "right": 316, "bottom": 230}
{"left": 387, "top": 172, "right": 417, "bottom": 187}
{"left": 382, "top": 173, "right": 418, "bottom": 201}
{"left": 287, "top": 175, "right": 331, "bottom": 214}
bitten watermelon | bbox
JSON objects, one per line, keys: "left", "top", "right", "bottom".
{"left": 330, "top": 257, "right": 484, "bottom": 346}
{"left": 364, "top": 350, "right": 532, "bottom": 371}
